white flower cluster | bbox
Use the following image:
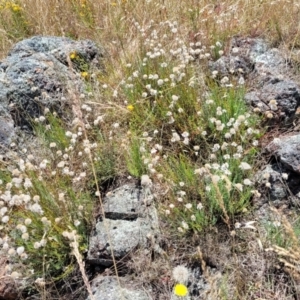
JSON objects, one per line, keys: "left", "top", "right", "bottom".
{"left": 122, "top": 18, "right": 261, "bottom": 236}
{"left": 0, "top": 106, "right": 104, "bottom": 279}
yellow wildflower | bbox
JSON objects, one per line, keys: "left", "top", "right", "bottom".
{"left": 127, "top": 104, "right": 134, "bottom": 111}
{"left": 174, "top": 283, "right": 188, "bottom": 297}
{"left": 81, "top": 71, "right": 89, "bottom": 79}
{"left": 70, "top": 52, "right": 77, "bottom": 60}
{"left": 12, "top": 4, "right": 21, "bottom": 12}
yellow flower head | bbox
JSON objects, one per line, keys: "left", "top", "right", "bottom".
{"left": 127, "top": 104, "right": 134, "bottom": 111}
{"left": 174, "top": 283, "right": 188, "bottom": 297}
{"left": 81, "top": 71, "right": 89, "bottom": 79}
{"left": 12, "top": 4, "right": 21, "bottom": 12}
{"left": 70, "top": 52, "right": 77, "bottom": 60}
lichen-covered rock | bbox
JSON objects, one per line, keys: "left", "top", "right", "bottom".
{"left": 245, "top": 78, "right": 300, "bottom": 117}
{"left": 88, "top": 218, "right": 146, "bottom": 266}
{"left": 88, "top": 276, "right": 151, "bottom": 300}
{"left": 9, "top": 36, "right": 101, "bottom": 67}
{"left": 211, "top": 37, "right": 300, "bottom": 120}
{"left": 255, "top": 164, "right": 288, "bottom": 201}
{"left": 0, "top": 36, "right": 103, "bottom": 129}
{"left": 253, "top": 48, "right": 290, "bottom": 76}
{"left": 0, "top": 108, "right": 14, "bottom": 147}
{"left": 210, "top": 37, "right": 267, "bottom": 77}
{"left": 87, "top": 184, "right": 159, "bottom": 266}
{"left": 265, "top": 134, "right": 300, "bottom": 174}
{"left": 103, "top": 184, "right": 146, "bottom": 220}
{"left": 210, "top": 55, "right": 253, "bottom": 77}
{"left": 87, "top": 206, "right": 158, "bottom": 266}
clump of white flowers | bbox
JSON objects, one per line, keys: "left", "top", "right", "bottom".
{"left": 172, "top": 265, "right": 189, "bottom": 284}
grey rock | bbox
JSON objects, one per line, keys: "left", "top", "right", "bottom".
{"left": 253, "top": 48, "right": 290, "bottom": 75}
{"left": 186, "top": 265, "right": 212, "bottom": 300}
{"left": 88, "top": 218, "right": 146, "bottom": 265}
{"left": 0, "top": 36, "right": 103, "bottom": 129}
{"left": 210, "top": 37, "right": 268, "bottom": 77}
{"left": 230, "top": 37, "right": 268, "bottom": 58}
{"left": 247, "top": 39, "right": 269, "bottom": 61}
{"left": 289, "top": 174, "right": 300, "bottom": 197}
{"left": 103, "top": 184, "right": 144, "bottom": 220}
{"left": 244, "top": 92, "right": 269, "bottom": 110}
{"left": 220, "top": 37, "right": 300, "bottom": 119}
{"left": 210, "top": 55, "right": 253, "bottom": 77}
{"left": 255, "top": 164, "right": 287, "bottom": 201}
{"left": 87, "top": 184, "right": 160, "bottom": 266}
{"left": 88, "top": 276, "right": 151, "bottom": 300}
{"left": 245, "top": 78, "right": 300, "bottom": 117}
{"left": 87, "top": 184, "right": 159, "bottom": 299}
{"left": 0, "top": 106, "right": 14, "bottom": 148}
{"left": 9, "top": 36, "right": 101, "bottom": 67}
{"left": 87, "top": 206, "right": 158, "bottom": 266}
{"left": 265, "top": 134, "right": 300, "bottom": 174}
{"left": 262, "top": 80, "right": 300, "bottom": 116}
{"left": 271, "top": 184, "right": 287, "bottom": 200}
{"left": 211, "top": 36, "right": 300, "bottom": 120}
{"left": 230, "top": 37, "right": 289, "bottom": 75}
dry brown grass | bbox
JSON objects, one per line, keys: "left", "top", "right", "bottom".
{"left": 265, "top": 208, "right": 300, "bottom": 298}
{"left": 1, "top": 0, "right": 300, "bottom": 59}
{"left": 1, "top": 0, "right": 300, "bottom": 95}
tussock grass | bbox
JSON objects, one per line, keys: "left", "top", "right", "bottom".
{"left": 1, "top": 0, "right": 300, "bottom": 299}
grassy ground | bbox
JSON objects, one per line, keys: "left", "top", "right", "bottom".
{"left": 1, "top": 0, "right": 300, "bottom": 299}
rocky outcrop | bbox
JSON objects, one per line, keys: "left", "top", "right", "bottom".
{"left": 87, "top": 184, "right": 159, "bottom": 266}
{"left": 0, "top": 114, "right": 14, "bottom": 147}
{"left": 87, "top": 183, "right": 158, "bottom": 299}
{"left": 244, "top": 40, "right": 300, "bottom": 120}
{"left": 211, "top": 37, "right": 300, "bottom": 208}
{"left": 255, "top": 164, "right": 289, "bottom": 201}
{"left": 265, "top": 134, "right": 300, "bottom": 174}
{"left": 211, "top": 37, "right": 300, "bottom": 121}
{"left": 0, "top": 36, "right": 103, "bottom": 135}
{"left": 245, "top": 79, "right": 300, "bottom": 119}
